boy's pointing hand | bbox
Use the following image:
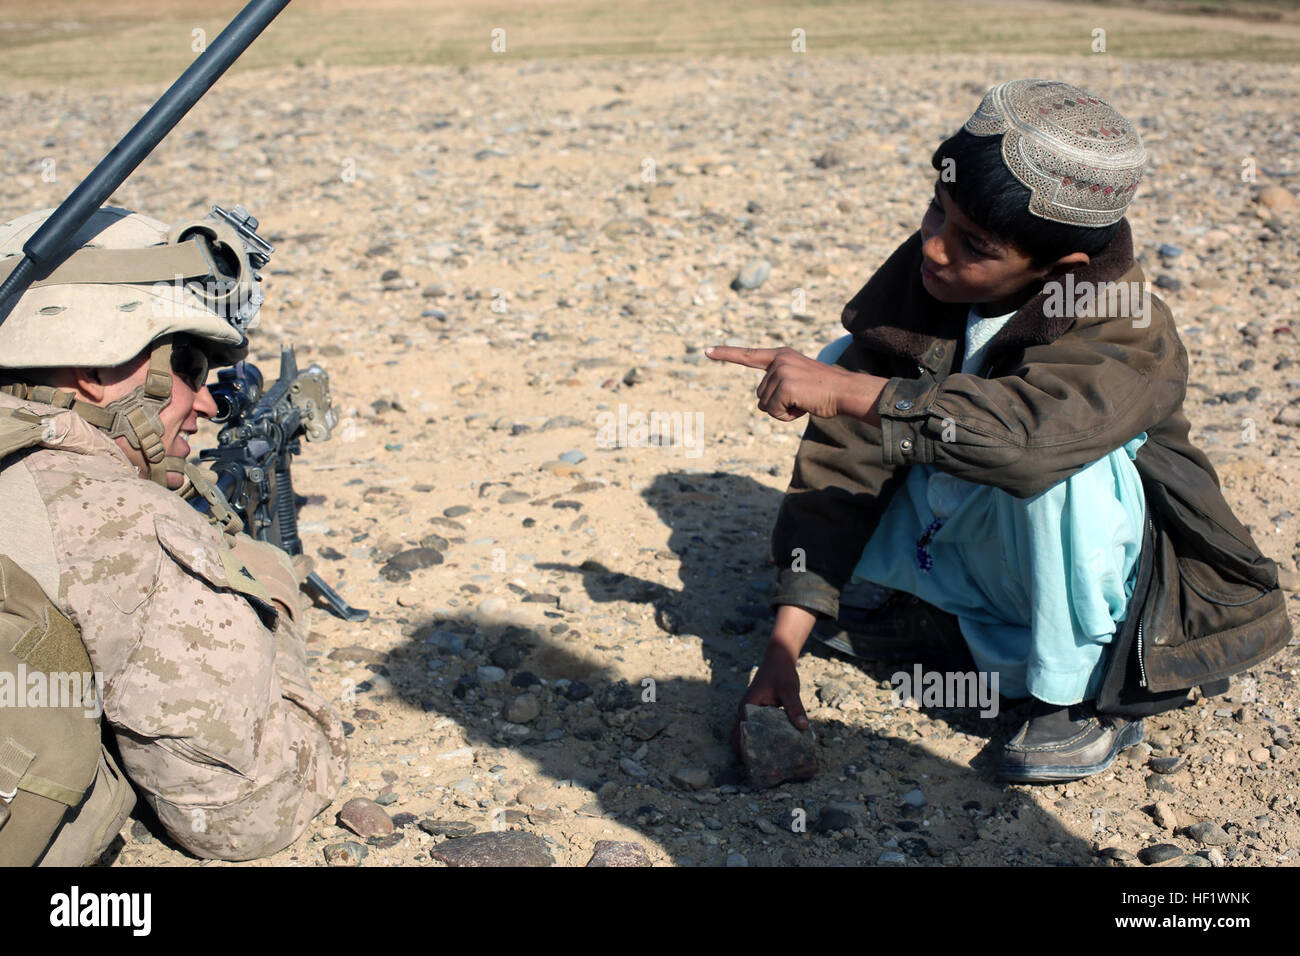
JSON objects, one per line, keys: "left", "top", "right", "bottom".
{"left": 706, "top": 345, "right": 886, "bottom": 425}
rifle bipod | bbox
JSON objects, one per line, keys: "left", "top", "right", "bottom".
{"left": 303, "top": 571, "right": 369, "bottom": 623}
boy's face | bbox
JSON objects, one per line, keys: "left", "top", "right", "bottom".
{"left": 919, "top": 182, "right": 1073, "bottom": 310}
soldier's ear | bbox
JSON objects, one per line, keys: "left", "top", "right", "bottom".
{"left": 67, "top": 367, "right": 108, "bottom": 404}
{"left": 65, "top": 351, "right": 150, "bottom": 405}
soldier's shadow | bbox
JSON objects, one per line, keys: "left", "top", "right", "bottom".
{"left": 375, "top": 469, "right": 1099, "bottom": 867}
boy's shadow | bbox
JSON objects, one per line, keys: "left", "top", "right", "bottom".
{"left": 538, "top": 470, "right": 779, "bottom": 730}
{"left": 377, "top": 608, "right": 1099, "bottom": 867}
{"left": 539, "top": 470, "right": 1004, "bottom": 744}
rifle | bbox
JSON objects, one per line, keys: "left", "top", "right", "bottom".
{"left": 194, "top": 347, "right": 369, "bottom": 622}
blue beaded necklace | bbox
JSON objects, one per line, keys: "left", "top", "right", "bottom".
{"left": 915, "top": 517, "right": 944, "bottom": 572}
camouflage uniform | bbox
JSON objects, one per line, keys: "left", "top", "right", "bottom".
{"left": 0, "top": 375, "right": 346, "bottom": 861}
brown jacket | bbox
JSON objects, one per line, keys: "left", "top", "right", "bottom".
{"left": 771, "top": 221, "right": 1292, "bottom": 710}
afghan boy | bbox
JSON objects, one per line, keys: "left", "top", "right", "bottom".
{"left": 709, "top": 79, "right": 1291, "bottom": 782}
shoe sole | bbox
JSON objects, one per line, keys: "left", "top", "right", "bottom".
{"left": 808, "top": 628, "right": 942, "bottom": 665}
{"left": 998, "top": 719, "right": 1146, "bottom": 784}
{"left": 808, "top": 629, "right": 869, "bottom": 659}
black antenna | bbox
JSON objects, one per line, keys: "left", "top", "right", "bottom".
{"left": 0, "top": 0, "right": 292, "bottom": 323}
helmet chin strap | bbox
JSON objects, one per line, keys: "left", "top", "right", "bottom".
{"left": 2, "top": 338, "right": 247, "bottom": 540}
{"left": 98, "top": 338, "right": 175, "bottom": 487}
{"left": 1, "top": 337, "right": 179, "bottom": 489}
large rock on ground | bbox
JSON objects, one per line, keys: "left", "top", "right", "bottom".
{"left": 739, "top": 704, "right": 817, "bottom": 789}
{"left": 338, "top": 797, "right": 394, "bottom": 838}
{"left": 429, "top": 830, "right": 554, "bottom": 867}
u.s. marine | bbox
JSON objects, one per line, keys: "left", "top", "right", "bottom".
{"left": 0, "top": 205, "right": 346, "bottom": 865}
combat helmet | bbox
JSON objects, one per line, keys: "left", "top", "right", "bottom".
{"left": 0, "top": 203, "right": 272, "bottom": 486}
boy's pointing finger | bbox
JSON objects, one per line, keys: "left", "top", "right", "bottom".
{"left": 705, "top": 345, "right": 780, "bottom": 369}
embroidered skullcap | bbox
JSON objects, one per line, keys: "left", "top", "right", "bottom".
{"left": 963, "top": 79, "right": 1146, "bottom": 227}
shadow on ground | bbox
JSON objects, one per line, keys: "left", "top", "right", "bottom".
{"left": 368, "top": 469, "right": 1101, "bottom": 866}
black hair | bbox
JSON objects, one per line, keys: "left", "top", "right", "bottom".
{"left": 931, "top": 128, "right": 1121, "bottom": 266}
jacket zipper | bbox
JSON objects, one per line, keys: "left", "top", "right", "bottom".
{"left": 1135, "top": 514, "right": 1155, "bottom": 688}
{"left": 1136, "top": 619, "right": 1148, "bottom": 688}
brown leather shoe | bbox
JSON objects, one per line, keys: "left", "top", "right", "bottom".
{"left": 809, "top": 592, "right": 975, "bottom": 670}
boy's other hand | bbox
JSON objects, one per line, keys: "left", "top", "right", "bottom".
{"left": 706, "top": 345, "right": 885, "bottom": 424}
{"left": 731, "top": 640, "right": 809, "bottom": 757}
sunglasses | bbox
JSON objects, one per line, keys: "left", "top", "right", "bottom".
{"left": 170, "top": 339, "right": 210, "bottom": 392}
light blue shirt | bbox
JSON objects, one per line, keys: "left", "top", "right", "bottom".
{"left": 818, "top": 328, "right": 1148, "bottom": 705}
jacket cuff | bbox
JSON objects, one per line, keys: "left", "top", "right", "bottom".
{"left": 877, "top": 376, "right": 940, "bottom": 467}
{"left": 771, "top": 566, "right": 841, "bottom": 620}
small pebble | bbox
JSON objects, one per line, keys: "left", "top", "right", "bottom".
{"left": 419, "top": 819, "right": 477, "bottom": 838}
{"left": 587, "top": 840, "right": 651, "bottom": 867}
{"left": 323, "top": 841, "right": 368, "bottom": 866}
{"left": 1152, "top": 801, "right": 1178, "bottom": 831}
{"left": 818, "top": 807, "right": 855, "bottom": 832}
{"left": 670, "top": 767, "right": 712, "bottom": 791}
{"left": 429, "top": 830, "right": 554, "bottom": 867}
{"left": 1138, "top": 843, "right": 1184, "bottom": 866}
{"left": 1185, "top": 821, "right": 1230, "bottom": 846}
{"left": 619, "top": 757, "right": 649, "bottom": 778}
{"left": 1145, "top": 774, "right": 1177, "bottom": 795}
{"left": 505, "top": 694, "right": 541, "bottom": 724}
{"left": 380, "top": 547, "right": 443, "bottom": 581}
{"left": 730, "top": 258, "right": 771, "bottom": 291}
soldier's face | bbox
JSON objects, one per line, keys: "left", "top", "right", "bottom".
{"left": 99, "top": 348, "right": 218, "bottom": 489}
